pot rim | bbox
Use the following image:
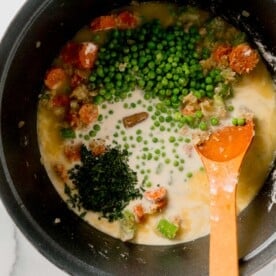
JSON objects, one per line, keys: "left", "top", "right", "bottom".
{"left": 0, "top": 1, "right": 275, "bottom": 275}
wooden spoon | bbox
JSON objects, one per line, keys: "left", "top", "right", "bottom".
{"left": 195, "top": 120, "right": 254, "bottom": 276}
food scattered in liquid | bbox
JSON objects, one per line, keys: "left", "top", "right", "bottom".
{"left": 37, "top": 2, "right": 276, "bottom": 245}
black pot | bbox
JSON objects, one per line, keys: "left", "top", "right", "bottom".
{"left": 0, "top": 0, "right": 275, "bottom": 275}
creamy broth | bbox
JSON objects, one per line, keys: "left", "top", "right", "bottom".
{"left": 37, "top": 2, "right": 276, "bottom": 245}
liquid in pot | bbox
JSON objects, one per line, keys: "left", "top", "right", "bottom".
{"left": 37, "top": 2, "right": 276, "bottom": 245}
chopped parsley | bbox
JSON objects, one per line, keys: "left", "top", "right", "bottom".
{"left": 68, "top": 145, "right": 142, "bottom": 221}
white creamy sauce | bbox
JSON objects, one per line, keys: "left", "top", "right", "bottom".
{"left": 87, "top": 90, "right": 202, "bottom": 187}
{"left": 37, "top": 2, "right": 276, "bottom": 245}
{"left": 38, "top": 61, "right": 276, "bottom": 245}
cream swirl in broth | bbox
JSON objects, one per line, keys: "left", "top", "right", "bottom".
{"left": 37, "top": 2, "right": 276, "bottom": 245}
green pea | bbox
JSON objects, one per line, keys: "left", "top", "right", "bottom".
{"left": 173, "top": 160, "right": 179, "bottom": 167}
{"left": 205, "top": 76, "right": 213, "bottom": 84}
{"left": 154, "top": 149, "right": 161, "bottom": 155}
{"left": 154, "top": 155, "right": 159, "bottom": 161}
{"left": 160, "top": 125, "right": 165, "bottom": 131}
{"left": 144, "top": 93, "right": 151, "bottom": 100}
{"left": 227, "top": 105, "right": 234, "bottom": 112}
{"left": 130, "top": 102, "right": 136, "bottom": 108}
{"left": 93, "top": 124, "right": 101, "bottom": 131}
{"left": 165, "top": 158, "right": 171, "bottom": 164}
{"left": 206, "top": 84, "right": 214, "bottom": 92}
{"left": 169, "top": 136, "right": 176, "bottom": 143}
{"left": 147, "top": 153, "right": 153, "bottom": 160}
{"left": 154, "top": 121, "right": 160, "bottom": 127}
{"left": 166, "top": 116, "right": 173, "bottom": 123}
{"left": 94, "top": 95, "right": 104, "bottom": 105}
{"left": 237, "top": 118, "right": 246, "bottom": 126}
{"left": 159, "top": 116, "right": 165, "bottom": 122}
{"left": 97, "top": 114, "right": 103, "bottom": 121}
{"left": 210, "top": 117, "right": 219, "bottom": 126}
{"left": 195, "top": 110, "right": 203, "bottom": 119}
{"left": 147, "top": 106, "right": 153, "bottom": 112}
{"left": 232, "top": 118, "right": 238, "bottom": 126}
{"left": 199, "top": 121, "right": 208, "bottom": 131}
{"left": 89, "top": 130, "right": 97, "bottom": 137}
{"left": 145, "top": 181, "right": 152, "bottom": 188}
{"left": 187, "top": 172, "right": 193, "bottom": 178}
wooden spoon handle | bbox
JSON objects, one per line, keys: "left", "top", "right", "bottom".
{"left": 209, "top": 188, "right": 238, "bottom": 276}
{"left": 195, "top": 120, "right": 254, "bottom": 276}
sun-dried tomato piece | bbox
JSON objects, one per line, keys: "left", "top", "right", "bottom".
{"left": 90, "top": 15, "right": 117, "bottom": 31}
{"left": 51, "top": 94, "right": 70, "bottom": 107}
{"left": 64, "top": 144, "right": 81, "bottom": 162}
{"left": 90, "top": 11, "right": 139, "bottom": 31}
{"left": 133, "top": 204, "right": 145, "bottom": 222}
{"left": 89, "top": 139, "right": 106, "bottom": 156}
{"left": 229, "top": 43, "right": 259, "bottom": 74}
{"left": 71, "top": 73, "right": 84, "bottom": 89}
{"left": 60, "top": 42, "right": 80, "bottom": 65}
{"left": 44, "top": 68, "right": 67, "bottom": 90}
{"left": 61, "top": 41, "right": 98, "bottom": 70}
{"left": 70, "top": 69, "right": 91, "bottom": 89}
{"left": 78, "top": 103, "right": 99, "bottom": 125}
{"left": 116, "top": 11, "right": 139, "bottom": 29}
{"left": 144, "top": 187, "right": 167, "bottom": 202}
{"left": 78, "top": 42, "right": 98, "bottom": 69}
{"left": 212, "top": 44, "right": 232, "bottom": 64}
{"left": 53, "top": 163, "right": 68, "bottom": 182}
{"left": 67, "top": 111, "right": 80, "bottom": 128}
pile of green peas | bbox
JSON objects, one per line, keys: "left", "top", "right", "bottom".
{"left": 89, "top": 19, "right": 230, "bottom": 129}
{"left": 89, "top": 20, "right": 225, "bottom": 101}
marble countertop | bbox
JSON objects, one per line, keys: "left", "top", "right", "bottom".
{"left": 0, "top": 1, "right": 275, "bottom": 275}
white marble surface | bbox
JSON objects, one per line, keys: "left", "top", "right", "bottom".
{"left": 0, "top": 1, "right": 275, "bottom": 276}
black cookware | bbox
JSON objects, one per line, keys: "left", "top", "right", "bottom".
{"left": 0, "top": 0, "right": 275, "bottom": 275}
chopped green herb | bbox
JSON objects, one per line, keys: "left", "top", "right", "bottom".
{"left": 68, "top": 145, "right": 142, "bottom": 221}
{"left": 64, "top": 184, "right": 81, "bottom": 211}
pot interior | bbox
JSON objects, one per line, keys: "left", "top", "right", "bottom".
{"left": 0, "top": 0, "right": 275, "bottom": 275}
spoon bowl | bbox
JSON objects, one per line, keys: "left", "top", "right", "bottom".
{"left": 195, "top": 120, "right": 255, "bottom": 276}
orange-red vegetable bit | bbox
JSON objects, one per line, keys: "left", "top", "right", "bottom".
{"left": 44, "top": 67, "right": 67, "bottom": 90}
